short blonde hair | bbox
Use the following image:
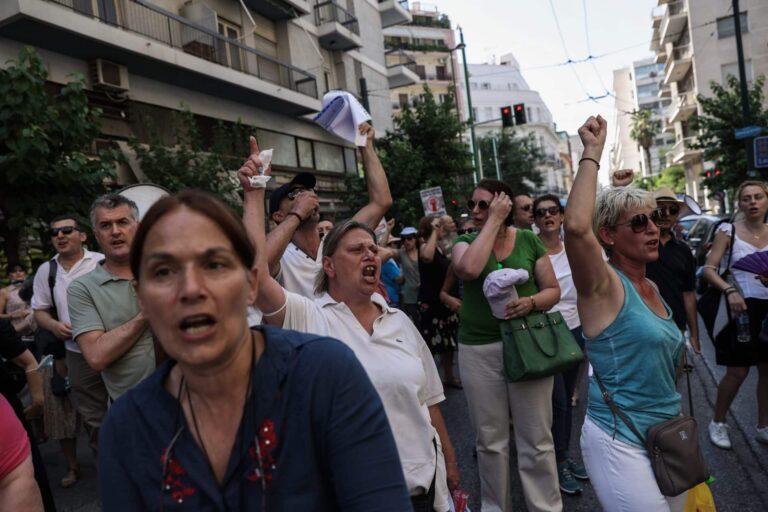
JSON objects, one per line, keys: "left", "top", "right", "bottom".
{"left": 594, "top": 187, "right": 656, "bottom": 249}
{"left": 735, "top": 180, "right": 768, "bottom": 203}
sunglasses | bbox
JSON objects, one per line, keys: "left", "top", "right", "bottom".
{"left": 467, "top": 199, "right": 490, "bottom": 210}
{"left": 656, "top": 204, "right": 680, "bottom": 216}
{"left": 518, "top": 204, "right": 532, "bottom": 211}
{"left": 457, "top": 228, "right": 477, "bottom": 235}
{"left": 534, "top": 206, "right": 561, "bottom": 218}
{"left": 616, "top": 211, "right": 661, "bottom": 233}
{"left": 287, "top": 187, "right": 314, "bottom": 200}
{"left": 49, "top": 226, "right": 80, "bottom": 237}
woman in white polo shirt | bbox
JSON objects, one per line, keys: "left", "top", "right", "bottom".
{"left": 240, "top": 157, "right": 459, "bottom": 512}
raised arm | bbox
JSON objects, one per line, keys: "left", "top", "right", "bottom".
{"left": 351, "top": 124, "right": 393, "bottom": 230}
{"left": 563, "top": 116, "right": 613, "bottom": 299}
{"left": 263, "top": 191, "right": 319, "bottom": 276}
{"left": 452, "top": 193, "right": 512, "bottom": 280}
{"left": 239, "top": 137, "right": 288, "bottom": 326}
{"left": 419, "top": 218, "right": 441, "bottom": 263}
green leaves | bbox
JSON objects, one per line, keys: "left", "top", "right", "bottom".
{"left": 478, "top": 130, "right": 545, "bottom": 194}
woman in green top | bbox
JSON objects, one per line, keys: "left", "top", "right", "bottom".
{"left": 452, "top": 179, "right": 562, "bottom": 512}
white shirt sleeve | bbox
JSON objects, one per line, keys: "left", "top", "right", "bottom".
{"left": 31, "top": 262, "right": 53, "bottom": 311}
{"left": 398, "top": 313, "right": 445, "bottom": 406}
{"left": 282, "top": 291, "right": 326, "bottom": 334}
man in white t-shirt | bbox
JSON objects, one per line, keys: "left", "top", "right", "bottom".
{"left": 32, "top": 214, "right": 106, "bottom": 455}
{"left": 262, "top": 123, "right": 392, "bottom": 298}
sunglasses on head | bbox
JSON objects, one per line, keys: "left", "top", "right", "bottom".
{"left": 534, "top": 206, "right": 560, "bottom": 218}
{"left": 656, "top": 204, "right": 680, "bottom": 216}
{"left": 616, "top": 211, "right": 661, "bottom": 233}
{"left": 49, "top": 226, "right": 80, "bottom": 237}
{"left": 458, "top": 227, "right": 477, "bottom": 235}
{"left": 287, "top": 187, "right": 314, "bottom": 200}
{"left": 467, "top": 199, "right": 490, "bottom": 210}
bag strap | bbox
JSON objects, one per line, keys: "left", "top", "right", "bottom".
{"left": 682, "top": 351, "right": 694, "bottom": 417}
{"left": 592, "top": 369, "right": 647, "bottom": 444}
{"left": 48, "top": 258, "right": 58, "bottom": 319}
{"left": 725, "top": 222, "right": 735, "bottom": 272}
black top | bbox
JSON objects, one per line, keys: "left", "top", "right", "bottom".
{"left": 418, "top": 248, "right": 451, "bottom": 304}
{"left": 0, "top": 319, "right": 28, "bottom": 409}
{"left": 646, "top": 235, "right": 696, "bottom": 330}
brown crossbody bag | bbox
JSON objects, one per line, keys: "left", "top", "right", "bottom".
{"left": 593, "top": 356, "right": 709, "bottom": 497}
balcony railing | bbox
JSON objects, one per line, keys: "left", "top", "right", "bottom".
{"left": 48, "top": 0, "right": 318, "bottom": 98}
{"left": 427, "top": 71, "right": 452, "bottom": 81}
{"left": 664, "top": 91, "right": 697, "bottom": 121}
{"left": 386, "top": 49, "right": 417, "bottom": 72}
{"left": 314, "top": 1, "right": 360, "bottom": 35}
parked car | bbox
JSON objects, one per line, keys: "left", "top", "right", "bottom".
{"left": 682, "top": 214, "right": 729, "bottom": 292}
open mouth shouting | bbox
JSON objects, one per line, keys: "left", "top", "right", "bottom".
{"left": 179, "top": 314, "right": 217, "bottom": 340}
{"left": 362, "top": 264, "right": 378, "bottom": 283}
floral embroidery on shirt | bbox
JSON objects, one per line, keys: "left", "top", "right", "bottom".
{"left": 247, "top": 419, "right": 278, "bottom": 485}
{"left": 161, "top": 453, "right": 196, "bottom": 503}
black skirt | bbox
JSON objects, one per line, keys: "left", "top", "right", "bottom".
{"left": 713, "top": 297, "right": 768, "bottom": 366}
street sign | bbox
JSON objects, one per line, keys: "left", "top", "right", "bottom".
{"left": 755, "top": 136, "right": 768, "bottom": 169}
{"left": 734, "top": 125, "right": 762, "bottom": 140}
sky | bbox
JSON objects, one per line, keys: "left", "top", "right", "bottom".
{"left": 433, "top": 0, "right": 660, "bottom": 165}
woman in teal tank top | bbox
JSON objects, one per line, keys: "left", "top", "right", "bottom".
{"left": 564, "top": 116, "right": 687, "bottom": 512}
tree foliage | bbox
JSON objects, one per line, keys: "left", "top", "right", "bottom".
{"left": 689, "top": 74, "right": 767, "bottom": 193}
{"left": 630, "top": 108, "right": 659, "bottom": 174}
{"left": 0, "top": 47, "right": 120, "bottom": 262}
{"left": 130, "top": 109, "right": 248, "bottom": 213}
{"left": 478, "top": 129, "right": 545, "bottom": 194}
{"left": 635, "top": 165, "right": 686, "bottom": 193}
{"left": 342, "top": 86, "right": 473, "bottom": 226}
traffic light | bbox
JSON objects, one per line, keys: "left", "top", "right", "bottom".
{"left": 513, "top": 103, "right": 526, "bottom": 125}
{"left": 501, "top": 106, "right": 513, "bottom": 128}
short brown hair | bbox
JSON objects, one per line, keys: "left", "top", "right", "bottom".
{"left": 475, "top": 179, "right": 515, "bottom": 226}
{"left": 130, "top": 190, "right": 255, "bottom": 280}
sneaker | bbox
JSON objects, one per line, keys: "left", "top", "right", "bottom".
{"left": 708, "top": 421, "right": 732, "bottom": 449}
{"left": 757, "top": 425, "right": 768, "bottom": 445}
{"left": 566, "top": 458, "right": 589, "bottom": 480}
{"left": 557, "top": 461, "right": 583, "bottom": 495}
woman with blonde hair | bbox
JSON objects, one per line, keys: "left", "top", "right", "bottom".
{"left": 702, "top": 180, "right": 768, "bottom": 449}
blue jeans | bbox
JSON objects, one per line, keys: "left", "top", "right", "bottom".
{"left": 551, "top": 326, "right": 584, "bottom": 462}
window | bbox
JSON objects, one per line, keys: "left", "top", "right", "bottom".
{"left": 255, "top": 130, "right": 297, "bottom": 167}
{"left": 297, "top": 139, "right": 314, "bottom": 169}
{"left": 484, "top": 107, "right": 492, "bottom": 120}
{"left": 470, "top": 81, "right": 478, "bottom": 89}
{"left": 721, "top": 60, "right": 753, "bottom": 84}
{"left": 717, "top": 12, "right": 748, "bottom": 39}
{"left": 481, "top": 82, "right": 491, "bottom": 90}
{"left": 635, "top": 64, "right": 662, "bottom": 80}
{"left": 415, "top": 65, "right": 426, "bottom": 79}
{"left": 637, "top": 83, "right": 659, "bottom": 97}
{"left": 74, "top": 0, "right": 120, "bottom": 24}
{"left": 472, "top": 107, "right": 478, "bottom": 121}
{"left": 398, "top": 94, "right": 409, "bottom": 108}
{"left": 526, "top": 107, "right": 532, "bottom": 122}
{"left": 217, "top": 19, "right": 243, "bottom": 71}
{"left": 438, "top": 94, "right": 449, "bottom": 104}
{"left": 314, "top": 142, "right": 345, "bottom": 172}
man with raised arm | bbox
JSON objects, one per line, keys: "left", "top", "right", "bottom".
{"left": 260, "top": 123, "right": 392, "bottom": 297}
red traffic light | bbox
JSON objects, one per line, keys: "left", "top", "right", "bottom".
{"left": 502, "top": 107, "right": 510, "bottom": 114}
{"left": 515, "top": 105, "right": 523, "bottom": 111}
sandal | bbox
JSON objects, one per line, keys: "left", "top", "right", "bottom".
{"left": 60, "top": 465, "right": 79, "bottom": 488}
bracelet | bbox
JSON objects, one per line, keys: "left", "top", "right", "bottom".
{"left": 702, "top": 265, "right": 718, "bottom": 271}
{"left": 286, "top": 212, "right": 304, "bottom": 224}
{"left": 579, "top": 157, "right": 601, "bottom": 170}
{"left": 25, "top": 368, "right": 39, "bottom": 374}
{"left": 262, "top": 300, "right": 288, "bottom": 318}
{"left": 724, "top": 287, "right": 738, "bottom": 296}
{"left": 530, "top": 296, "right": 537, "bottom": 311}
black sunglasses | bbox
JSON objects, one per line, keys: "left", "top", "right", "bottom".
{"left": 49, "top": 226, "right": 80, "bottom": 237}
{"left": 467, "top": 199, "right": 490, "bottom": 210}
{"left": 518, "top": 204, "right": 532, "bottom": 211}
{"left": 656, "top": 204, "right": 680, "bottom": 216}
{"left": 457, "top": 228, "right": 477, "bottom": 235}
{"left": 534, "top": 206, "right": 561, "bottom": 218}
{"left": 616, "top": 211, "right": 661, "bottom": 233}
{"left": 287, "top": 187, "right": 314, "bottom": 200}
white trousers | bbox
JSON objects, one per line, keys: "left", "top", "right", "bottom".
{"left": 458, "top": 342, "right": 562, "bottom": 512}
{"left": 581, "top": 417, "right": 688, "bottom": 512}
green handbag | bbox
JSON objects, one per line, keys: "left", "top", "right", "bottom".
{"left": 500, "top": 311, "right": 584, "bottom": 382}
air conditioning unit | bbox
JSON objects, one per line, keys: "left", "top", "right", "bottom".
{"left": 89, "top": 59, "right": 129, "bottom": 92}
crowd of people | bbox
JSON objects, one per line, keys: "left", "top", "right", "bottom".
{"left": 1, "top": 115, "right": 766, "bottom": 512}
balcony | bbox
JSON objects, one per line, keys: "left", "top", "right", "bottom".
{"left": 314, "top": 1, "right": 361, "bottom": 51}
{"left": 663, "top": 45, "right": 692, "bottom": 86}
{"left": 379, "top": 0, "right": 411, "bottom": 28}
{"left": 0, "top": 0, "right": 319, "bottom": 115}
{"left": 654, "top": 47, "right": 667, "bottom": 64}
{"left": 385, "top": 49, "right": 419, "bottom": 88}
{"left": 658, "top": 81, "right": 671, "bottom": 98}
{"left": 666, "top": 91, "right": 697, "bottom": 124}
{"left": 668, "top": 136, "right": 700, "bottom": 164}
{"left": 243, "top": 0, "right": 311, "bottom": 20}
{"left": 659, "top": 1, "right": 687, "bottom": 45}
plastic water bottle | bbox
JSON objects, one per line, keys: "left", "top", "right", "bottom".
{"left": 736, "top": 313, "right": 751, "bottom": 343}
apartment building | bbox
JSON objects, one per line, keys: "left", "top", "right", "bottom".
{"left": 382, "top": 2, "right": 460, "bottom": 117}
{"left": 462, "top": 53, "right": 569, "bottom": 196}
{"left": 650, "top": 0, "right": 768, "bottom": 208}
{"left": 0, "top": 0, "right": 409, "bottom": 214}
{"left": 610, "top": 58, "right": 676, "bottom": 177}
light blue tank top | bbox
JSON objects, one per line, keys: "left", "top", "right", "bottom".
{"left": 586, "top": 267, "right": 684, "bottom": 448}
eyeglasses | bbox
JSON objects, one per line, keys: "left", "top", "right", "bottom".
{"left": 656, "top": 204, "right": 680, "bottom": 216}
{"left": 286, "top": 187, "right": 314, "bottom": 200}
{"left": 457, "top": 228, "right": 477, "bottom": 235}
{"left": 49, "top": 226, "right": 80, "bottom": 237}
{"left": 616, "top": 211, "right": 661, "bottom": 233}
{"left": 534, "top": 206, "right": 561, "bottom": 218}
{"left": 467, "top": 199, "right": 490, "bottom": 210}
{"left": 518, "top": 204, "right": 532, "bottom": 212}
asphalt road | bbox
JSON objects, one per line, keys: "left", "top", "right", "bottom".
{"left": 39, "top": 316, "right": 768, "bottom": 511}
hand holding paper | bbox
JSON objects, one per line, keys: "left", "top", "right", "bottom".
{"left": 237, "top": 136, "right": 273, "bottom": 191}
{"left": 313, "top": 91, "right": 372, "bottom": 146}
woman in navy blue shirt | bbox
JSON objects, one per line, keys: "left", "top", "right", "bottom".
{"left": 98, "top": 190, "right": 411, "bottom": 511}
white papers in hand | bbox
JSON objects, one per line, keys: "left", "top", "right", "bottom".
{"left": 313, "top": 91, "right": 371, "bottom": 146}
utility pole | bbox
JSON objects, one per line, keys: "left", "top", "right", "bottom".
{"left": 359, "top": 77, "right": 370, "bottom": 118}
{"left": 732, "top": 0, "right": 754, "bottom": 174}
{"left": 491, "top": 136, "right": 501, "bottom": 180}
{"left": 458, "top": 26, "right": 478, "bottom": 183}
